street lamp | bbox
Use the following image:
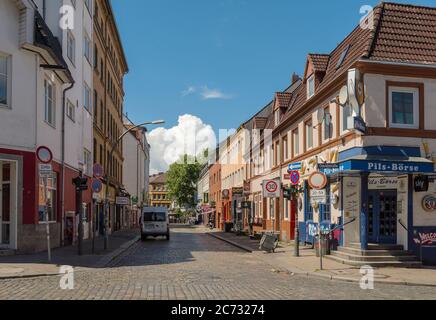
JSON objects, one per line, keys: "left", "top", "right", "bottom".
{"left": 103, "top": 120, "right": 165, "bottom": 250}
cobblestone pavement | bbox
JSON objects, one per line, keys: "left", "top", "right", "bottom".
{"left": 0, "top": 226, "right": 435, "bottom": 300}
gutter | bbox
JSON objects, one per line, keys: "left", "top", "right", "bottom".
{"left": 60, "top": 81, "right": 75, "bottom": 246}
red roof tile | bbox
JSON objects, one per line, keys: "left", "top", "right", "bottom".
{"left": 308, "top": 54, "right": 330, "bottom": 72}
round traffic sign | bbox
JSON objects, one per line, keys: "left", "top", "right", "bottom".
{"left": 91, "top": 178, "right": 103, "bottom": 193}
{"left": 308, "top": 172, "right": 328, "bottom": 190}
{"left": 265, "top": 180, "right": 278, "bottom": 193}
{"left": 93, "top": 163, "right": 104, "bottom": 178}
{"left": 36, "top": 146, "right": 53, "bottom": 164}
{"left": 290, "top": 171, "right": 300, "bottom": 185}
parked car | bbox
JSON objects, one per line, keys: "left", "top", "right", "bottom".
{"left": 140, "top": 207, "right": 170, "bottom": 241}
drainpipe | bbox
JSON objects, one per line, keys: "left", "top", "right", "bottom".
{"left": 61, "top": 81, "right": 75, "bottom": 246}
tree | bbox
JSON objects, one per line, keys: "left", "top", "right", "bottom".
{"left": 167, "top": 154, "right": 202, "bottom": 209}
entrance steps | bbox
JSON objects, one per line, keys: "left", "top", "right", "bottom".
{"left": 0, "top": 249, "right": 16, "bottom": 257}
{"left": 325, "top": 244, "right": 422, "bottom": 268}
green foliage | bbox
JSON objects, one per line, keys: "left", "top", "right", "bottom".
{"left": 166, "top": 154, "right": 202, "bottom": 208}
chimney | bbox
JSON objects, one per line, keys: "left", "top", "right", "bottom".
{"left": 292, "top": 72, "right": 300, "bottom": 84}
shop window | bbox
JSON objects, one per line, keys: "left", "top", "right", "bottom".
{"left": 38, "top": 175, "right": 57, "bottom": 223}
{"left": 389, "top": 86, "right": 419, "bottom": 129}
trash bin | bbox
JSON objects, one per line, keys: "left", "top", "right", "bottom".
{"left": 315, "top": 236, "right": 330, "bottom": 257}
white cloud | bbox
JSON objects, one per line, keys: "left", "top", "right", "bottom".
{"left": 147, "top": 114, "right": 217, "bottom": 174}
{"left": 181, "top": 85, "right": 232, "bottom": 100}
{"left": 200, "top": 86, "right": 232, "bottom": 100}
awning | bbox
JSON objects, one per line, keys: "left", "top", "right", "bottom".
{"left": 321, "top": 155, "right": 434, "bottom": 175}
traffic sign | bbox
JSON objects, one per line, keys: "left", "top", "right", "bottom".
{"left": 93, "top": 163, "right": 104, "bottom": 179}
{"left": 308, "top": 172, "right": 328, "bottom": 190}
{"left": 37, "top": 146, "right": 53, "bottom": 164}
{"left": 91, "top": 178, "right": 103, "bottom": 193}
{"left": 263, "top": 179, "right": 281, "bottom": 198}
{"left": 310, "top": 189, "right": 327, "bottom": 205}
{"left": 288, "top": 162, "right": 302, "bottom": 173}
{"left": 290, "top": 171, "right": 300, "bottom": 185}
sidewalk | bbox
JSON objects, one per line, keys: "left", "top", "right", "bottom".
{"left": 208, "top": 230, "right": 436, "bottom": 287}
{"left": 0, "top": 229, "right": 139, "bottom": 279}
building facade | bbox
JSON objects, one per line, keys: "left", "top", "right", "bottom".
{"left": 149, "top": 173, "right": 171, "bottom": 208}
{"left": 0, "top": 0, "right": 94, "bottom": 253}
{"left": 123, "top": 115, "right": 150, "bottom": 229}
{"left": 92, "top": 0, "right": 128, "bottom": 236}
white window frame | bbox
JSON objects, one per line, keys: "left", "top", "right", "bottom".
{"left": 83, "top": 148, "right": 92, "bottom": 176}
{"left": 307, "top": 74, "right": 315, "bottom": 99}
{"left": 0, "top": 54, "right": 12, "bottom": 109}
{"left": 83, "top": 33, "right": 92, "bottom": 65}
{"left": 67, "top": 31, "right": 75, "bottom": 66}
{"left": 341, "top": 104, "right": 352, "bottom": 135}
{"left": 305, "top": 120, "right": 313, "bottom": 151}
{"left": 83, "top": 82, "right": 91, "bottom": 113}
{"left": 274, "top": 109, "right": 280, "bottom": 127}
{"left": 44, "top": 78, "right": 56, "bottom": 128}
{"left": 389, "top": 86, "right": 419, "bottom": 129}
{"left": 293, "top": 129, "right": 299, "bottom": 157}
{"left": 66, "top": 99, "right": 75, "bottom": 122}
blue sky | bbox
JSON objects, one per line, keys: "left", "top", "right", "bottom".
{"left": 112, "top": 0, "right": 435, "bottom": 133}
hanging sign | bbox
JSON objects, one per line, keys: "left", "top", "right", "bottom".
{"left": 353, "top": 116, "right": 367, "bottom": 135}
{"left": 318, "top": 163, "right": 340, "bottom": 175}
{"left": 116, "top": 197, "right": 130, "bottom": 206}
{"left": 368, "top": 176, "right": 399, "bottom": 190}
{"left": 308, "top": 172, "right": 328, "bottom": 190}
{"left": 222, "top": 189, "right": 230, "bottom": 199}
{"left": 288, "top": 162, "right": 302, "bottom": 173}
{"left": 422, "top": 195, "right": 436, "bottom": 212}
{"left": 414, "top": 175, "right": 430, "bottom": 193}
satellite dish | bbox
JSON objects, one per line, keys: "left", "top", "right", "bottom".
{"left": 339, "top": 85, "right": 348, "bottom": 106}
{"left": 317, "top": 108, "right": 325, "bottom": 124}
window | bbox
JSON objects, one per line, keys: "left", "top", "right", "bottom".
{"left": 389, "top": 87, "right": 419, "bottom": 129}
{"left": 83, "top": 82, "right": 91, "bottom": 113}
{"left": 274, "top": 109, "right": 280, "bottom": 126}
{"left": 66, "top": 99, "right": 75, "bottom": 121}
{"left": 336, "top": 45, "right": 350, "bottom": 70}
{"left": 67, "top": 31, "right": 75, "bottom": 65}
{"left": 342, "top": 104, "right": 352, "bottom": 133}
{"left": 84, "top": 0, "right": 92, "bottom": 15}
{"left": 38, "top": 175, "right": 57, "bottom": 223}
{"left": 0, "top": 54, "right": 11, "bottom": 108}
{"left": 307, "top": 74, "right": 315, "bottom": 99}
{"left": 305, "top": 120, "right": 313, "bottom": 151}
{"left": 93, "top": 90, "right": 98, "bottom": 120}
{"left": 284, "top": 197, "right": 289, "bottom": 220}
{"left": 83, "top": 34, "right": 92, "bottom": 64}
{"left": 323, "top": 108, "right": 332, "bottom": 141}
{"left": 83, "top": 149, "right": 92, "bottom": 176}
{"left": 292, "top": 129, "right": 299, "bottom": 157}
{"left": 282, "top": 136, "right": 288, "bottom": 161}
{"left": 44, "top": 79, "right": 56, "bottom": 127}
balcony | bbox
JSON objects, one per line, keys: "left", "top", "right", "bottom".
{"left": 32, "top": 10, "right": 73, "bottom": 83}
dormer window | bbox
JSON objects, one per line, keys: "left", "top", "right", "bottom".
{"left": 307, "top": 74, "right": 315, "bottom": 99}
{"left": 274, "top": 109, "right": 281, "bottom": 126}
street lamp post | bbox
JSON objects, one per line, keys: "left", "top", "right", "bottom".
{"left": 103, "top": 120, "right": 165, "bottom": 250}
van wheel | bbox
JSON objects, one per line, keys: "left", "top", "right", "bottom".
{"left": 166, "top": 233, "right": 170, "bottom": 241}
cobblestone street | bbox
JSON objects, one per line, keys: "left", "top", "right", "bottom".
{"left": 0, "top": 226, "right": 435, "bottom": 300}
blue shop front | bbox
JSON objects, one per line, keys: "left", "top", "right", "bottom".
{"left": 301, "top": 146, "right": 436, "bottom": 265}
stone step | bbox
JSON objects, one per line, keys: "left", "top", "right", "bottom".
{"left": 338, "top": 246, "right": 414, "bottom": 257}
{"left": 0, "top": 249, "right": 15, "bottom": 257}
{"left": 325, "top": 255, "right": 422, "bottom": 268}
{"left": 331, "top": 251, "right": 418, "bottom": 262}
{"left": 349, "top": 243, "right": 404, "bottom": 251}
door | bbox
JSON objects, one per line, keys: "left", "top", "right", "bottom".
{"left": 368, "top": 190, "right": 398, "bottom": 244}
{"left": 0, "top": 161, "right": 11, "bottom": 248}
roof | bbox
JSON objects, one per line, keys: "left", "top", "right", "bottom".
{"left": 308, "top": 54, "right": 330, "bottom": 72}
{"left": 149, "top": 173, "right": 167, "bottom": 184}
{"left": 275, "top": 92, "right": 293, "bottom": 109}
{"left": 367, "top": 2, "right": 436, "bottom": 65}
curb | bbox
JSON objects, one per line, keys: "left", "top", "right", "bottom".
{"left": 93, "top": 235, "right": 140, "bottom": 268}
{"left": 207, "top": 233, "right": 253, "bottom": 253}
{"left": 0, "top": 272, "right": 60, "bottom": 280}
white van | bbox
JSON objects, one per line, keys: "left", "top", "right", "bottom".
{"left": 140, "top": 207, "right": 170, "bottom": 241}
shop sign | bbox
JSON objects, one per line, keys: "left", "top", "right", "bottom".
{"left": 310, "top": 189, "right": 327, "bottom": 205}
{"left": 340, "top": 160, "right": 434, "bottom": 174}
{"left": 414, "top": 175, "right": 429, "bottom": 193}
{"left": 263, "top": 179, "right": 281, "bottom": 198}
{"left": 414, "top": 229, "right": 436, "bottom": 246}
{"left": 222, "top": 189, "right": 230, "bottom": 199}
{"left": 116, "top": 197, "right": 130, "bottom": 206}
{"left": 318, "top": 163, "right": 340, "bottom": 175}
{"left": 353, "top": 116, "right": 367, "bottom": 135}
{"left": 368, "top": 176, "right": 398, "bottom": 190}
{"left": 422, "top": 195, "right": 436, "bottom": 212}
{"left": 243, "top": 181, "right": 251, "bottom": 195}
{"left": 308, "top": 172, "right": 327, "bottom": 190}
{"left": 232, "top": 187, "right": 244, "bottom": 196}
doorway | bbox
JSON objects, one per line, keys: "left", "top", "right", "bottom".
{"left": 368, "top": 190, "right": 398, "bottom": 244}
{"left": 0, "top": 160, "right": 16, "bottom": 249}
